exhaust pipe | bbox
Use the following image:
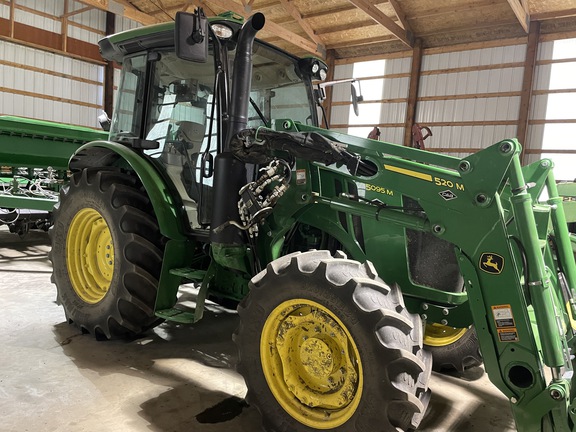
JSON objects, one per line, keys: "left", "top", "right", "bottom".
{"left": 226, "top": 12, "right": 265, "bottom": 147}
{"left": 211, "top": 13, "right": 265, "bottom": 245}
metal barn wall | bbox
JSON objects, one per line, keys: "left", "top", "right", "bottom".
{"left": 416, "top": 44, "right": 526, "bottom": 157}
{"left": 525, "top": 37, "right": 576, "bottom": 180}
{"left": 0, "top": 0, "right": 107, "bottom": 128}
{"left": 331, "top": 55, "right": 411, "bottom": 145}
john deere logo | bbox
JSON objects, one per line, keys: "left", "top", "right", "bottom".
{"left": 480, "top": 253, "right": 504, "bottom": 274}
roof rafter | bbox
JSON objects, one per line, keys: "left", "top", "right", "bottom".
{"left": 278, "top": 0, "right": 324, "bottom": 46}
{"left": 388, "top": 0, "right": 411, "bottom": 31}
{"left": 345, "top": 0, "right": 413, "bottom": 47}
{"left": 506, "top": 0, "right": 530, "bottom": 32}
{"left": 179, "top": 0, "right": 216, "bottom": 16}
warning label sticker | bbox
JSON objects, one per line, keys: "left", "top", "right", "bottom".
{"left": 492, "top": 304, "right": 516, "bottom": 328}
{"left": 296, "top": 169, "right": 306, "bottom": 185}
{"left": 498, "top": 328, "right": 519, "bottom": 342}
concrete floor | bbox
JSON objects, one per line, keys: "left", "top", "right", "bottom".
{"left": 0, "top": 226, "right": 517, "bottom": 432}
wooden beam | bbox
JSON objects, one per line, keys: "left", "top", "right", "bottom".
{"left": 532, "top": 8, "right": 576, "bottom": 21}
{"left": 302, "top": 1, "right": 388, "bottom": 19}
{"left": 76, "top": 0, "right": 161, "bottom": 25}
{"left": 388, "top": 0, "right": 411, "bottom": 31}
{"left": 197, "top": 0, "right": 326, "bottom": 58}
{"left": 416, "top": 0, "right": 501, "bottom": 20}
{"left": 345, "top": 0, "right": 413, "bottom": 47}
{"left": 403, "top": 38, "right": 423, "bottom": 147}
{"left": 518, "top": 21, "right": 540, "bottom": 163}
{"left": 279, "top": 0, "right": 324, "bottom": 46}
{"left": 181, "top": 1, "right": 216, "bottom": 16}
{"left": 9, "top": 0, "right": 15, "bottom": 37}
{"left": 506, "top": 0, "right": 530, "bottom": 33}
{"left": 61, "top": 6, "right": 93, "bottom": 18}
{"left": 62, "top": 0, "right": 69, "bottom": 52}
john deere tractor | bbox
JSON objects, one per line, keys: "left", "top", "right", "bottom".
{"left": 2, "top": 9, "right": 576, "bottom": 432}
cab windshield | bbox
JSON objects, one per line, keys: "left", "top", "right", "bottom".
{"left": 246, "top": 42, "right": 316, "bottom": 128}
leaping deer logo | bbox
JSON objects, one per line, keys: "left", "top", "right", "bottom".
{"left": 480, "top": 253, "right": 504, "bottom": 274}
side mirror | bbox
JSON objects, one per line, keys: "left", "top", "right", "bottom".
{"left": 175, "top": 9, "right": 208, "bottom": 63}
{"left": 351, "top": 82, "right": 363, "bottom": 116}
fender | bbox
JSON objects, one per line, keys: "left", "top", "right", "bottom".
{"left": 69, "top": 140, "right": 187, "bottom": 241}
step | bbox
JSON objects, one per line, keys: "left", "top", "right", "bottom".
{"left": 169, "top": 268, "right": 206, "bottom": 281}
{"left": 155, "top": 307, "right": 196, "bottom": 324}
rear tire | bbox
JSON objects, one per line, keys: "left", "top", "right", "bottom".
{"left": 50, "top": 168, "right": 164, "bottom": 339}
{"left": 235, "top": 250, "right": 432, "bottom": 432}
{"left": 424, "top": 324, "right": 482, "bottom": 372}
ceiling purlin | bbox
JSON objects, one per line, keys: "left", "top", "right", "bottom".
{"left": 388, "top": 0, "right": 411, "bottom": 31}
{"left": 148, "top": 0, "right": 177, "bottom": 20}
{"left": 532, "top": 7, "right": 576, "bottom": 21}
{"left": 278, "top": 0, "right": 324, "bottom": 46}
{"left": 345, "top": 0, "right": 413, "bottom": 47}
{"left": 301, "top": 1, "right": 389, "bottom": 20}
{"left": 505, "top": 0, "right": 530, "bottom": 32}
{"left": 167, "top": 0, "right": 216, "bottom": 16}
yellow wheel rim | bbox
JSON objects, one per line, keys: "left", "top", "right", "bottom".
{"left": 423, "top": 323, "right": 468, "bottom": 347}
{"left": 66, "top": 208, "right": 114, "bottom": 304}
{"left": 260, "top": 299, "right": 363, "bottom": 429}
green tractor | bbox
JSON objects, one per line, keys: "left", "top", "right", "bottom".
{"left": 3, "top": 9, "right": 576, "bottom": 432}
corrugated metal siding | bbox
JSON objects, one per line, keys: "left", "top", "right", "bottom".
{"left": 422, "top": 45, "right": 527, "bottom": 70}
{"left": 15, "top": 8, "right": 61, "bottom": 33}
{"left": 529, "top": 37, "right": 576, "bottom": 180}
{"left": 18, "top": 0, "right": 63, "bottom": 17}
{"left": 0, "top": 41, "right": 104, "bottom": 128}
{"left": 416, "top": 44, "right": 527, "bottom": 152}
{"left": 0, "top": 3, "right": 9, "bottom": 18}
{"left": 116, "top": 16, "right": 142, "bottom": 32}
{"left": 331, "top": 57, "right": 410, "bottom": 142}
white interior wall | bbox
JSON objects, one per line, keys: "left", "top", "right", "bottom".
{"left": 0, "top": 1, "right": 108, "bottom": 128}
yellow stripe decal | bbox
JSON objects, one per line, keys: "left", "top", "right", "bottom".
{"left": 384, "top": 164, "right": 433, "bottom": 182}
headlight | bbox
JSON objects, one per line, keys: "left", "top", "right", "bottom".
{"left": 211, "top": 23, "right": 234, "bottom": 40}
{"left": 298, "top": 57, "right": 329, "bottom": 81}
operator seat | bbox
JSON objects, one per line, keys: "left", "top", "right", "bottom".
{"left": 176, "top": 120, "right": 205, "bottom": 153}
{"left": 176, "top": 120, "right": 205, "bottom": 202}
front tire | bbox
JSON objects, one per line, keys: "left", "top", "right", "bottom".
{"left": 50, "top": 168, "right": 164, "bottom": 339}
{"left": 235, "top": 250, "right": 432, "bottom": 432}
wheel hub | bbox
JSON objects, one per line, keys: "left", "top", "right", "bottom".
{"left": 66, "top": 208, "right": 114, "bottom": 304}
{"left": 261, "top": 299, "right": 362, "bottom": 428}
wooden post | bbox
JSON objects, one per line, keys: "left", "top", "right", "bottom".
{"left": 62, "top": 0, "right": 69, "bottom": 52}
{"left": 103, "top": 11, "right": 115, "bottom": 118}
{"left": 9, "top": 0, "right": 15, "bottom": 38}
{"left": 322, "top": 49, "right": 336, "bottom": 129}
{"left": 518, "top": 21, "right": 540, "bottom": 163}
{"left": 403, "top": 38, "right": 423, "bottom": 147}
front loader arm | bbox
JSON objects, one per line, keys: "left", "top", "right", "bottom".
{"left": 233, "top": 120, "right": 576, "bottom": 431}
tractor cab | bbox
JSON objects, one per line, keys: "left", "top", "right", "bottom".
{"left": 99, "top": 11, "right": 327, "bottom": 230}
